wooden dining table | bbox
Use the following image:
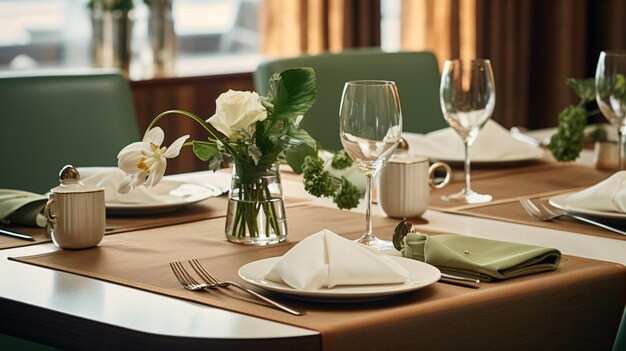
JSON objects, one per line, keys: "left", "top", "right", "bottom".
{"left": 1, "top": 155, "right": 625, "bottom": 351}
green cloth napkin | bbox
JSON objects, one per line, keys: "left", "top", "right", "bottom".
{"left": 0, "top": 189, "right": 48, "bottom": 227}
{"left": 400, "top": 232, "right": 561, "bottom": 281}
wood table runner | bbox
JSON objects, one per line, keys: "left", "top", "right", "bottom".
{"left": 429, "top": 163, "right": 626, "bottom": 240}
{"left": 0, "top": 196, "right": 308, "bottom": 250}
{"left": 11, "top": 205, "right": 626, "bottom": 351}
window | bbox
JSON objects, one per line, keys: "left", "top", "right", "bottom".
{"left": 0, "top": 0, "right": 261, "bottom": 77}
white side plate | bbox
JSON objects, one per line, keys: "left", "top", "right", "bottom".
{"left": 106, "top": 180, "right": 218, "bottom": 215}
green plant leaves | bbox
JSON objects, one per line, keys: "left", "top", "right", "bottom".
{"left": 285, "top": 143, "right": 317, "bottom": 174}
{"left": 192, "top": 141, "right": 222, "bottom": 171}
{"left": 286, "top": 125, "right": 316, "bottom": 149}
{"left": 615, "top": 73, "right": 626, "bottom": 95}
{"left": 548, "top": 105, "right": 588, "bottom": 162}
{"left": 331, "top": 150, "right": 353, "bottom": 170}
{"left": 302, "top": 155, "right": 337, "bottom": 197}
{"left": 333, "top": 176, "right": 360, "bottom": 210}
{"left": 271, "top": 68, "right": 317, "bottom": 121}
{"left": 566, "top": 78, "right": 596, "bottom": 103}
{"left": 550, "top": 77, "right": 599, "bottom": 162}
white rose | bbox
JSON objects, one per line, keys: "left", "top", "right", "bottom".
{"left": 207, "top": 90, "right": 267, "bottom": 140}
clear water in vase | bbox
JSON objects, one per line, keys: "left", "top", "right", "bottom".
{"left": 224, "top": 162, "right": 287, "bottom": 245}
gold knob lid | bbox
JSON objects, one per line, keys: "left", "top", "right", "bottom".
{"left": 59, "top": 165, "right": 80, "bottom": 184}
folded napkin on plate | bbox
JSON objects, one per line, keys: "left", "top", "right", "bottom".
{"left": 265, "top": 229, "right": 409, "bottom": 290}
{"left": 565, "top": 171, "right": 626, "bottom": 213}
{"left": 400, "top": 232, "right": 561, "bottom": 281}
{"left": 402, "top": 120, "right": 543, "bottom": 161}
{"left": 78, "top": 167, "right": 178, "bottom": 205}
{"left": 0, "top": 189, "right": 48, "bottom": 227}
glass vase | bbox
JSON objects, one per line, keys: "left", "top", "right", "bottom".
{"left": 225, "top": 162, "right": 287, "bottom": 245}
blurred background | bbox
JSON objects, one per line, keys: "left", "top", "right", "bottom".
{"left": 1, "top": 0, "right": 624, "bottom": 173}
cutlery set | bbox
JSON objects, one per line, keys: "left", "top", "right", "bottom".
{"left": 0, "top": 228, "right": 34, "bottom": 241}
{"left": 519, "top": 197, "right": 626, "bottom": 236}
{"left": 0, "top": 225, "right": 129, "bottom": 242}
{"left": 170, "top": 259, "right": 305, "bottom": 316}
{"left": 170, "top": 259, "right": 482, "bottom": 316}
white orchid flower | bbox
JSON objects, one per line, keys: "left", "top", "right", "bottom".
{"left": 117, "top": 127, "right": 189, "bottom": 193}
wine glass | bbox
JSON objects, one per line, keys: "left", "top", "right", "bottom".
{"left": 339, "top": 80, "right": 402, "bottom": 250}
{"left": 595, "top": 51, "right": 626, "bottom": 170}
{"left": 439, "top": 59, "right": 496, "bottom": 204}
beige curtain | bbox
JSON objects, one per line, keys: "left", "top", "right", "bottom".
{"left": 401, "top": 0, "right": 476, "bottom": 67}
{"left": 260, "top": 0, "right": 380, "bottom": 57}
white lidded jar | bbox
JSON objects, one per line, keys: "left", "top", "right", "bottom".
{"left": 44, "top": 165, "right": 106, "bottom": 249}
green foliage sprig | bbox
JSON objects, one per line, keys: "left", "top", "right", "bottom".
{"left": 330, "top": 150, "right": 354, "bottom": 170}
{"left": 301, "top": 155, "right": 359, "bottom": 209}
{"left": 333, "top": 177, "right": 360, "bottom": 209}
{"left": 549, "top": 78, "right": 598, "bottom": 161}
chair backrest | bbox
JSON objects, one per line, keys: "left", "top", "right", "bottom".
{"left": 254, "top": 50, "right": 447, "bottom": 150}
{"left": 0, "top": 70, "right": 140, "bottom": 193}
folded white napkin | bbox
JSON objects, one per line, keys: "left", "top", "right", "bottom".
{"left": 77, "top": 167, "right": 179, "bottom": 205}
{"left": 566, "top": 171, "right": 626, "bottom": 213}
{"left": 265, "top": 229, "right": 409, "bottom": 290}
{"left": 402, "top": 120, "right": 543, "bottom": 162}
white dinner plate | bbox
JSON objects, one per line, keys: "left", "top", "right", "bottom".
{"left": 548, "top": 192, "right": 626, "bottom": 220}
{"left": 238, "top": 256, "right": 440, "bottom": 302}
{"left": 106, "top": 180, "right": 218, "bottom": 215}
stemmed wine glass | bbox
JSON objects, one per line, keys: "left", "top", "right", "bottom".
{"left": 339, "top": 80, "right": 402, "bottom": 250}
{"left": 439, "top": 59, "right": 496, "bottom": 204}
{"left": 595, "top": 51, "right": 626, "bottom": 170}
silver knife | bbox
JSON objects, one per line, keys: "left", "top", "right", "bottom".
{"left": 439, "top": 273, "right": 481, "bottom": 288}
{"left": 0, "top": 228, "right": 35, "bottom": 241}
{"left": 566, "top": 213, "right": 626, "bottom": 236}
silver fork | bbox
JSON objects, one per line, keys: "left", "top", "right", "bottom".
{"left": 185, "top": 259, "right": 305, "bottom": 316}
{"left": 518, "top": 196, "right": 626, "bottom": 236}
{"left": 169, "top": 261, "right": 211, "bottom": 291}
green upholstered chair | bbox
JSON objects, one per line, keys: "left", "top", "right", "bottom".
{"left": 254, "top": 50, "right": 448, "bottom": 150}
{"left": 614, "top": 309, "right": 626, "bottom": 351}
{"left": 0, "top": 70, "right": 140, "bottom": 193}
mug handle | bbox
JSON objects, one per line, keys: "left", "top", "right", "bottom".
{"left": 428, "top": 162, "right": 452, "bottom": 189}
{"left": 44, "top": 197, "right": 56, "bottom": 239}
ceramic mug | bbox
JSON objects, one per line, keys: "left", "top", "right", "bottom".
{"left": 378, "top": 156, "right": 451, "bottom": 218}
{"left": 44, "top": 189, "right": 105, "bottom": 249}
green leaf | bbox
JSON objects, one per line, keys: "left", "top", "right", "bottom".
{"left": 615, "top": 73, "right": 626, "bottom": 97}
{"left": 286, "top": 125, "right": 317, "bottom": 149}
{"left": 566, "top": 78, "right": 596, "bottom": 103}
{"left": 285, "top": 143, "right": 317, "bottom": 174}
{"left": 302, "top": 155, "right": 336, "bottom": 197}
{"left": 271, "top": 68, "right": 317, "bottom": 121}
{"left": 548, "top": 105, "right": 588, "bottom": 161}
{"left": 333, "top": 177, "right": 360, "bottom": 210}
{"left": 331, "top": 150, "right": 353, "bottom": 170}
{"left": 192, "top": 141, "right": 223, "bottom": 171}
{"left": 207, "top": 156, "right": 223, "bottom": 172}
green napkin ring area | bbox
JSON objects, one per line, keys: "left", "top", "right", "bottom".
{"left": 394, "top": 220, "right": 561, "bottom": 281}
